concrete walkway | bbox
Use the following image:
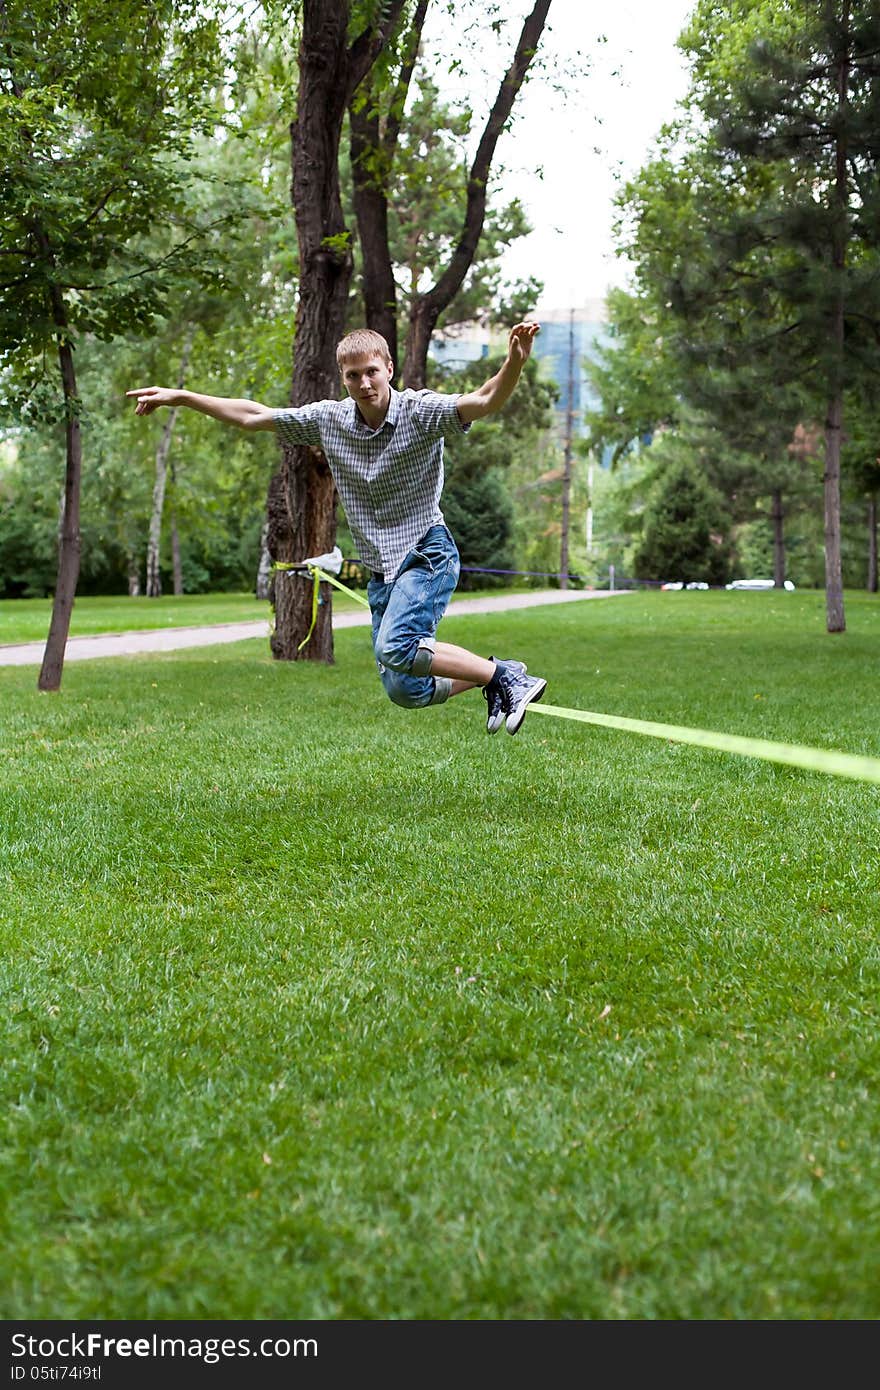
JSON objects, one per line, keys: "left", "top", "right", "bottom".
{"left": 0, "top": 588, "right": 629, "bottom": 667}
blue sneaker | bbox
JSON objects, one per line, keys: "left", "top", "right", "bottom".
{"left": 498, "top": 661, "right": 547, "bottom": 735}
{"left": 483, "top": 655, "right": 522, "bottom": 734}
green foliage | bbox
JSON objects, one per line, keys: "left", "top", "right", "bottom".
{"left": 583, "top": 287, "right": 681, "bottom": 465}
{"left": 355, "top": 72, "right": 542, "bottom": 337}
{"left": 0, "top": 0, "right": 229, "bottom": 399}
{"left": 635, "top": 456, "right": 733, "bottom": 585}
{"left": 441, "top": 467, "right": 515, "bottom": 588}
{"left": 431, "top": 354, "right": 558, "bottom": 584}
{"left": 593, "top": 1, "right": 880, "bottom": 598}
{"left": 0, "top": 17, "right": 297, "bottom": 599}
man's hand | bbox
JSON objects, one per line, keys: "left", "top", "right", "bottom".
{"left": 124, "top": 388, "right": 275, "bottom": 430}
{"left": 455, "top": 320, "right": 542, "bottom": 423}
{"left": 507, "top": 321, "right": 540, "bottom": 365}
{"left": 126, "top": 386, "right": 177, "bottom": 416}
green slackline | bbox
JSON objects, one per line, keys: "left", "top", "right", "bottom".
{"left": 281, "top": 564, "right": 880, "bottom": 788}
{"left": 312, "top": 566, "right": 370, "bottom": 610}
{"left": 270, "top": 562, "right": 370, "bottom": 652}
{"left": 528, "top": 703, "right": 880, "bottom": 787}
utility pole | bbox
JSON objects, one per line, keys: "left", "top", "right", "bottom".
{"left": 586, "top": 459, "right": 593, "bottom": 554}
{"left": 559, "top": 306, "right": 575, "bottom": 589}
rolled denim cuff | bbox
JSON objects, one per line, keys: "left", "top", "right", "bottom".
{"left": 411, "top": 636, "right": 436, "bottom": 677}
{"left": 429, "top": 676, "right": 452, "bottom": 705}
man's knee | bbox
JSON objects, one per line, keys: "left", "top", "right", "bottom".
{"left": 374, "top": 629, "right": 435, "bottom": 676}
{"left": 381, "top": 671, "right": 451, "bottom": 709}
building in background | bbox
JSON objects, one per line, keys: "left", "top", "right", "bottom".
{"left": 429, "top": 302, "right": 613, "bottom": 577}
{"left": 528, "top": 301, "right": 609, "bottom": 446}
{"left": 430, "top": 300, "right": 610, "bottom": 453}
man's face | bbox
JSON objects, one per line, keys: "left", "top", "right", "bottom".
{"left": 341, "top": 353, "right": 393, "bottom": 413}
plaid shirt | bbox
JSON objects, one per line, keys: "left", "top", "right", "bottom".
{"left": 273, "top": 388, "right": 470, "bottom": 582}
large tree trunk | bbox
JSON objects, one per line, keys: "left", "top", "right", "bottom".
{"left": 146, "top": 335, "right": 192, "bottom": 598}
{"left": 267, "top": 0, "right": 406, "bottom": 661}
{"left": 349, "top": 104, "right": 400, "bottom": 371}
{"left": 770, "top": 487, "right": 786, "bottom": 587}
{"left": 348, "top": 0, "right": 429, "bottom": 372}
{"left": 401, "top": 0, "right": 552, "bottom": 388}
{"left": 38, "top": 326, "right": 81, "bottom": 692}
{"left": 868, "top": 492, "right": 878, "bottom": 593}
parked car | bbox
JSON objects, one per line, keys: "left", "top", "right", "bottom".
{"left": 660, "top": 581, "right": 709, "bottom": 590}
{"left": 725, "top": 579, "right": 796, "bottom": 591}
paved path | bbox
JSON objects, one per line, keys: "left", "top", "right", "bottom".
{"left": 0, "top": 588, "right": 629, "bottom": 667}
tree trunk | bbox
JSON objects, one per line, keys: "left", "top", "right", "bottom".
{"left": 168, "top": 457, "right": 184, "bottom": 595}
{"left": 868, "top": 492, "right": 878, "bottom": 593}
{"left": 146, "top": 410, "right": 175, "bottom": 598}
{"left": 770, "top": 487, "right": 786, "bottom": 587}
{"left": 348, "top": 0, "right": 429, "bottom": 373}
{"left": 38, "top": 330, "right": 81, "bottom": 692}
{"left": 267, "top": 0, "right": 405, "bottom": 661}
{"left": 146, "top": 334, "right": 192, "bottom": 598}
{"left": 823, "top": 4, "right": 849, "bottom": 635}
{"left": 823, "top": 391, "right": 845, "bottom": 631}
{"left": 401, "top": 0, "right": 552, "bottom": 389}
{"left": 559, "top": 306, "right": 575, "bottom": 588}
{"left": 170, "top": 509, "right": 183, "bottom": 595}
{"left": 127, "top": 559, "right": 141, "bottom": 597}
{"left": 255, "top": 520, "right": 272, "bottom": 600}
{"left": 350, "top": 101, "right": 400, "bottom": 371}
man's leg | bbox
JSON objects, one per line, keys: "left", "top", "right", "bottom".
{"left": 431, "top": 645, "right": 547, "bottom": 739}
{"left": 371, "top": 526, "right": 547, "bottom": 732}
{"left": 430, "top": 641, "right": 494, "bottom": 693}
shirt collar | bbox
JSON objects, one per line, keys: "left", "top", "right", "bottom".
{"left": 346, "top": 386, "right": 399, "bottom": 435}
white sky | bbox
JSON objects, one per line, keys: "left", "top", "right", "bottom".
{"left": 424, "top": 0, "right": 697, "bottom": 312}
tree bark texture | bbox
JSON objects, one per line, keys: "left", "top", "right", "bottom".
{"left": 146, "top": 334, "right": 192, "bottom": 598}
{"left": 401, "top": 0, "right": 552, "bottom": 389}
{"left": 255, "top": 520, "right": 272, "bottom": 600}
{"left": 823, "top": 2, "right": 849, "bottom": 634}
{"left": 348, "top": 0, "right": 429, "bottom": 372}
{"left": 146, "top": 409, "right": 177, "bottom": 598}
{"left": 823, "top": 390, "right": 845, "bottom": 630}
{"left": 267, "top": 0, "right": 406, "bottom": 661}
{"left": 38, "top": 312, "right": 81, "bottom": 692}
{"left": 350, "top": 100, "right": 401, "bottom": 369}
{"left": 170, "top": 504, "right": 183, "bottom": 596}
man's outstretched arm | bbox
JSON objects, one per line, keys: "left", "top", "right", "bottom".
{"left": 455, "top": 321, "right": 540, "bottom": 423}
{"left": 125, "top": 387, "right": 276, "bottom": 431}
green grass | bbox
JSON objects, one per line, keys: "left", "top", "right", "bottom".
{"left": 1, "top": 589, "right": 879, "bottom": 1319}
{"left": 0, "top": 582, "right": 543, "bottom": 644}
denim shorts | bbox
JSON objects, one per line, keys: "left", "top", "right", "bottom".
{"left": 366, "top": 523, "right": 460, "bottom": 708}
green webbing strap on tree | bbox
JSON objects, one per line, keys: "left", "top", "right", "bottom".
{"left": 528, "top": 703, "right": 880, "bottom": 787}
{"left": 269, "top": 562, "right": 370, "bottom": 653}
{"left": 296, "top": 568, "right": 321, "bottom": 652}
{"left": 310, "top": 565, "right": 371, "bottom": 610}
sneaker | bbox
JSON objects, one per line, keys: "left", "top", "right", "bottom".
{"left": 482, "top": 655, "right": 523, "bottom": 734}
{"left": 498, "top": 661, "right": 547, "bottom": 736}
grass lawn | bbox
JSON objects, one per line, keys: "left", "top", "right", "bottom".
{"left": 1, "top": 589, "right": 879, "bottom": 1320}
{"left": 0, "top": 583, "right": 544, "bottom": 645}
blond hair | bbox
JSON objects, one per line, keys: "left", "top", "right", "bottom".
{"left": 336, "top": 329, "right": 392, "bottom": 369}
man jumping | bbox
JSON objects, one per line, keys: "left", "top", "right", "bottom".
{"left": 127, "top": 321, "right": 547, "bottom": 735}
